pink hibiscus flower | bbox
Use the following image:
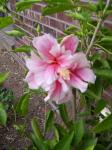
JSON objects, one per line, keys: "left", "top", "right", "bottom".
{"left": 25, "top": 34, "right": 96, "bottom": 104}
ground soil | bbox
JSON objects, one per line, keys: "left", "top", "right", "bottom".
{"left": 0, "top": 48, "right": 46, "bottom": 150}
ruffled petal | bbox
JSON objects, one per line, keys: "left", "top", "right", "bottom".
{"left": 44, "top": 80, "right": 72, "bottom": 104}
{"left": 76, "top": 68, "right": 96, "bottom": 83}
{"left": 25, "top": 52, "right": 47, "bottom": 72}
{"left": 25, "top": 72, "right": 39, "bottom": 89}
{"left": 50, "top": 44, "right": 61, "bottom": 57}
{"left": 44, "top": 65, "right": 58, "bottom": 85}
{"left": 71, "top": 52, "right": 90, "bottom": 69}
{"left": 60, "top": 34, "right": 79, "bottom": 53}
{"left": 68, "top": 74, "right": 88, "bottom": 93}
{"left": 32, "top": 34, "right": 57, "bottom": 60}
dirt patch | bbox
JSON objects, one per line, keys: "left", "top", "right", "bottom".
{"left": 0, "top": 48, "right": 45, "bottom": 150}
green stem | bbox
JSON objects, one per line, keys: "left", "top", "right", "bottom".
{"left": 72, "top": 89, "right": 77, "bottom": 121}
{"left": 94, "top": 44, "right": 112, "bottom": 55}
{"left": 86, "top": 0, "right": 110, "bottom": 56}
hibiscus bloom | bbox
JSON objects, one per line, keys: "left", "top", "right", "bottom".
{"left": 25, "top": 34, "right": 96, "bottom": 104}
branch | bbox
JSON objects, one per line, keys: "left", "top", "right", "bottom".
{"left": 86, "top": 0, "right": 110, "bottom": 56}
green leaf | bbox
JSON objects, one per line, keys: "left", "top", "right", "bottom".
{"left": 36, "top": 24, "right": 41, "bottom": 33}
{"left": 13, "top": 124, "right": 26, "bottom": 135}
{"left": 42, "top": 3, "right": 74, "bottom": 16}
{"left": 85, "top": 89, "right": 100, "bottom": 100}
{"left": 94, "top": 144, "right": 105, "bottom": 150}
{"left": 30, "top": 133, "right": 48, "bottom": 150}
{"left": 88, "top": 2, "right": 97, "bottom": 12}
{"left": 46, "top": 139, "right": 57, "bottom": 149}
{"left": 0, "top": 16, "right": 13, "bottom": 28}
{"left": 100, "top": 36, "right": 112, "bottom": 42}
{"left": 14, "top": 45, "right": 33, "bottom": 53}
{"left": 54, "top": 131, "right": 74, "bottom": 150}
{"left": 44, "top": 0, "right": 73, "bottom": 4}
{"left": 55, "top": 123, "right": 67, "bottom": 138}
{"left": 16, "top": 0, "right": 42, "bottom": 11}
{"left": 94, "top": 100, "right": 106, "bottom": 114}
{"left": 31, "top": 117, "right": 43, "bottom": 140}
{"left": 73, "top": 119, "right": 84, "bottom": 145}
{"left": 93, "top": 114, "right": 112, "bottom": 133}
{"left": 31, "top": 88, "right": 44, "bottom": 95}
{"left": 45, "top": 110, "right": 54, "bottom": 132}
{"left": 5, "top": 29, "right": 26, "bottom": 37}
{"left": 58, "top": 104, "right": 69, "bottom": 126}
{"left": 15, "top": 93, "right": 30, "bottom": 116}
{"left": 0, "top": 102, "right": 7, "bottom": 126}
{"left": 84, "top": 138, "right": 97, "bottom": 150}
{"left": 94, "top": 69, "right": 112, "bottom": 78}
{"left": 0, "top": 72, "right": 9, "bottom": 85}
{"left": 85, "top": 78, "right": 103, "bottom": 101}
{"left": 68, "top": 12, "right": 85, "bottom": 21}
{"left": 0, "top": 6, "right": 6, "bottom": 13}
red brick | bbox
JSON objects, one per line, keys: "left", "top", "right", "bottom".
{"left": 104, "top": 22, "right": 112, "bottom": 30}
{"left": 43, "top": 26, "right": 56, "bottom": 37}
{"left": 24, "top": 18, "right": 32, "bottom": 26}
{"left": 41, "top": 17, "right": 50, "bottom": 25}
{"left": 50, "top": 19, "right": 65, "bottom": 31}
{"left": 57, "top": 12, "right": 73, "bottom": 23}
{"left": 32, "top": 4, "right": 42, "bottom": 12}
{"left": 106, "top": 14, "right": 112, "bottom": 21}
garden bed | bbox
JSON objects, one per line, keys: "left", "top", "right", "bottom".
{"left": 0, "top": 48, "right": 45, "bottom": 150}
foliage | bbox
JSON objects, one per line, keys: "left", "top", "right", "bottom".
{"left": 0, "top": 72, "right": 14, "bottom": 126}
{"left": 1, "top": 0, "right": 112, "bottom": 149}
{"left": 0, "top": 87, "right": 14, "bottom": 110}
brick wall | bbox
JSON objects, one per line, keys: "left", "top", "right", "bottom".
{"left": 10, "top": 0, "right": 112, "bottom": 100}
{"left": 10, "top": 1, "right": 112, "bottom": 46}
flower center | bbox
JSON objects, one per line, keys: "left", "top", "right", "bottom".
{"left": 59, "top": 68, "right": 70, "bottom": 80}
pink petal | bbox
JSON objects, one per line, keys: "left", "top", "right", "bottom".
{"left": 25, "top": 72, "right": 39, "bottom": 89}
{"left": 50, "top": 44, "right": 61, "bottom": 57}
{"left": 68, "top": 74, "right": 88, "bottom": 93}
{"left": 60, "top": 34, "right": 79, "bottom": 53}
{"left": 44, "top": 80, "right": 72, "bottom": 104}
{"left": 25, "top": 52, "right": 47, "bottom": 72}
{"left": 44, "top": 65, "right": 58, "bottom": 85}
{"left": 76, "top": 68, "right": 96, "bottom": 83}
{"left": 58, "top": 53, "right": 74, "bottom": 68}
{"left": 71, "top": 52, "right": 90, "bottom": 69}
{"left": 32, "top": 34, "right": 57, "bottom": 60}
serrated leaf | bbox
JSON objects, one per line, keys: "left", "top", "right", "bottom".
{"left": 14, "top": 45, "right": 33, "bottom": 53}
{"left": 0, "top": 16, "right": 13, "bottom": 28}
{"left": 93, "top": 114, "right": 112, "bottom": 133}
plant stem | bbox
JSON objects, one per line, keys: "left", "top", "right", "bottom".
{"left": 94, "top": 44, "right": 112, "bottom": 55}
{"left": 86, "top": 0, "right": 110, "bottom": 56}
{"left": 72, "top": 89, "right": 77, "bottom": 121}
{"left": 48, "top": 101, "right": 60, "bottom": 115}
